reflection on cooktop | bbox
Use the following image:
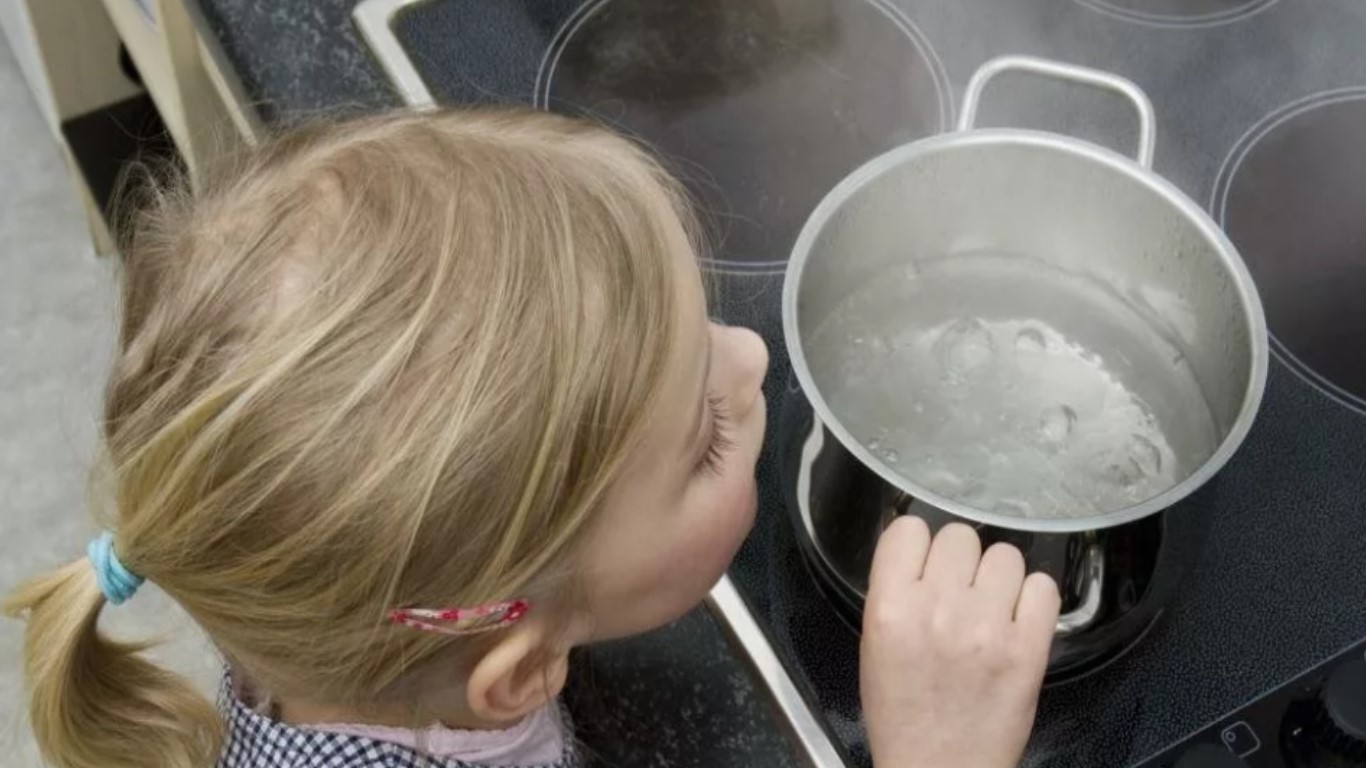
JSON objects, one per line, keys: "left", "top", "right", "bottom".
{"left": 1214, "top": 89, "right": 1366, "bottom": 414}
{"left": 536, "top": 0, "right": 950, "bottom": 273}
{"left": 1071, "top": 0, "right": 1281, "bottom": 27}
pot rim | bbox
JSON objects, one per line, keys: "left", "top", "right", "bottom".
{"left": 782, "top": 128, "right": 1269, "bottom": 533}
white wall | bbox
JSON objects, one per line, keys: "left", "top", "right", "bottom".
{"left": 0, "top": 0, "right": 58, "bottom": 131}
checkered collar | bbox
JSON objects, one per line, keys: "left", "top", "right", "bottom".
{"left": 216, "top": 671, "right": 580, "bottom": 768}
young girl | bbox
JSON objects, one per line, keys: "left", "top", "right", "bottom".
{"left": 5, "top": 109, "right": 1058, "bottom": 768}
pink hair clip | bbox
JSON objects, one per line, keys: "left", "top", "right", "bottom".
{"left": 387, "top": 598, "right": 530, "bottom": 636}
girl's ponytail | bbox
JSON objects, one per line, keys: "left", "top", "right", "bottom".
{"left": 4, "top": 556, "right": 222, "bottom": 768}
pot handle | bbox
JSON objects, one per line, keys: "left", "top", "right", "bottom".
{"left": 957, "top": 55, "right": 1157, "bottom": 169}
{"left": 1055, "top": 540, "right": 1105, "bottom": 636}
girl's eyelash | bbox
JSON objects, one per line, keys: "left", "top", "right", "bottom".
{"left": 697, "top": 393, "right": 734, "bottom": 477}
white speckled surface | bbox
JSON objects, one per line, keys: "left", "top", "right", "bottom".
{"left": 189, "top": 0, "right": 398, "bottom": 121}
{"left": 565, "top": 608, "right": 801, "bottom": 767}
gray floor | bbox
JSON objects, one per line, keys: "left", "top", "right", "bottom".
{"left": 0, "top": 37, "right": 219, "bottom": 765}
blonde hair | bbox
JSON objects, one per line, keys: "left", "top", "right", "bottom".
{"left": 5, "top": 109, "right": 697, "bottom": 768}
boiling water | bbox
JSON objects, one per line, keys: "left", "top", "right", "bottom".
{"left": 806, "top": 251, "right": 1220, "bottom": 519}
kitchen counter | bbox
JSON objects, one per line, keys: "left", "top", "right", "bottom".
{"left": 184, "top": 1, "right": 804, "bottom": 765}
{"left": 190, "top": 0, "right": 396, "bottom": 121}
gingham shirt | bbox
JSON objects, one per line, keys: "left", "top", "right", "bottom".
{"left": 216, "top": 675, "right": 580, "bottom": 768}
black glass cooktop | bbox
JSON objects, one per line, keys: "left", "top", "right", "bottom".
{"left": 539, "top": 0, "right": 949, "bottom": 273}
{"left": 385, "top": 1, "right": 1366, "bottom": 765}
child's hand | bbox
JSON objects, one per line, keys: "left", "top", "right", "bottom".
{"left": 860, "top": 517, "right": 1061, "bottom": 768}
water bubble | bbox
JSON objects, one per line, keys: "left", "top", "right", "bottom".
{"left": 1126, "top": 433, "right": 1162, "bottom": 477}
{"left": 852, "top": 334, "right": 865, "bottom": 346}
{"left": 933, "top": 318, "right": 997, "bottom": 379}
{"left": 882, "top": 448, "right": 900, "bottom": 464}
{"left": 921, "top": 469, "right": 963, "bottom": 495}
{"left": 913, "top": 402, "right": 925, "bottom": 414}
{"left": 1038, "top": 405, "right": 1077, "bottom": 446}
{"left": 867, "top": 437, "right": 883, "bottom": 452}
{"left": 1014, "top": 327, "right": 1047, "bottom": 354}
{"left": 1098, "top": 457, "right": 1144, "bottom": 487}
{"left": 1092, "top": 437, "right": 1159, "bottom": 488}
{"left": 959, "top": 480, "right": 988, "bottom": 502}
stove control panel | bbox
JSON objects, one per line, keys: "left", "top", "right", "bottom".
{"left": 1135, "top": 638, "right": 1366, "bottom": 768}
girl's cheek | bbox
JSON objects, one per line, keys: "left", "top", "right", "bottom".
{"left": 718, "top": 461, "right": 758, "bottom": 542}
{"left": 688, "top": 467, "right": 752, "bottom": 556}
{"left": 689, "top": 395, "right": 763, "bottom": 572}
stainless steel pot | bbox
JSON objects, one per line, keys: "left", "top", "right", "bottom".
{"left": 780, "top": 57, "right": 1268, "bottom": 673}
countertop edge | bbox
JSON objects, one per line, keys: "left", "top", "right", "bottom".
{"left": 707, "top": 576, "right": 849, "bottom": 768}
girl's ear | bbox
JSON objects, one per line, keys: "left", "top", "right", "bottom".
{"left": 464, "top": 619, "right": 569, "bottom": 724}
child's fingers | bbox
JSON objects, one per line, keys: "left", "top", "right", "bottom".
{"left": 973, "top": 542, "right": 1027, "bottom": 613}
{"left": 922, "top": 523, "right": 982, "bottom": 587}
{"left": 1015, "top": 571, "right": 1063, "bottom": 648}
{"left": 869, "top": 515, "right": 933, "bottom": 595}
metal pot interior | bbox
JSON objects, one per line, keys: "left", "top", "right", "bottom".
{"left": 784, "top": 131, "right": 1267, "bottom": 532}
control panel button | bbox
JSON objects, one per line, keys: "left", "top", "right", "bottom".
{"left": 1219, "top": 720, "right": 1261, "bottom": 757}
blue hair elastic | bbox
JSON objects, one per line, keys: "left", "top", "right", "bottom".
{"left": 87, "top": 532, "right": 144, "bottom": 605}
